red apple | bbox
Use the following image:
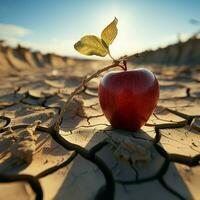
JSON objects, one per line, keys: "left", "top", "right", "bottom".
{"left": 98, "top": 68, "right": 159, "bottom": 131}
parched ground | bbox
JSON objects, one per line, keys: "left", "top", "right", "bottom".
{"left": 0, "top": 55, "right": 200, "bottom": 200}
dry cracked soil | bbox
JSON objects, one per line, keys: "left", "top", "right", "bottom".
{"left": 0, "top": 53, "right": 200, "bottom": 200}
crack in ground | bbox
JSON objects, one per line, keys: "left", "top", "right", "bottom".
{"left": 76, "top": 112, "right": 104, "bottom": 125}
{"left": 0, "top": 116, "right": 11, "bottom": 129}
{"left": 1, "top": 103, "right": 199, "bottom": 200}
{"left": 149, "top": 119, "right": 200, "bottom": 199}
{"left": 1, "top": 70, "right": 200, "bottom": 199}
{"left": 154, "top": 122, "right": 200, "bottom": 166}
{"left": 115, "top": 145, "right": 170, "bottom": 185}
{"left": 159, "top": 177, "right": 185, "bottom": 200}
{"left": 48, "top": 128, "right": 115, "bottom": 200}
{"left": 36, "top": 151, "right": 77, "bottom": 179}
{"left": 0, "top": 173, "right": 43, "bottom": 200}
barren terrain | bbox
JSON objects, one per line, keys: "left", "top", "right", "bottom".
{"left": 0, "top": 44, "right": 200, "bottom": 200}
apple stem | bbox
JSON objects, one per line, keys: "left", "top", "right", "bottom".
{"left": 54, "top": 59, "right": 126, "bottom": 132}
{"left": 123, "top": 60, "right": 127, "bottom": 71}
{"left": 108, "top": 50, "right": 116, "bottom": 62}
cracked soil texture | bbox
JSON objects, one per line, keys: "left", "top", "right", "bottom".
{"left": 0, "top": 55, "right": 200, "bottom": 200}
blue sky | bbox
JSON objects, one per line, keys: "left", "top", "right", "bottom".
{"left": 0, "top": 0, "right": 199, "bottom": 58}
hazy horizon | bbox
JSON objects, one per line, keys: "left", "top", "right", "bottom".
{"left": 0, "top": 0, "right": 199, "bottom": 59}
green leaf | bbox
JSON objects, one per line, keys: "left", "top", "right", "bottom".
{"left": 74, "top": 35, "right": 108, "bottom": 57}
{"left": 101, "top": 17, "right": 118, "bottom": 46}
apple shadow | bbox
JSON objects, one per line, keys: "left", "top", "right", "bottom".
{"left": 50, "top": 127, "right": 194, "bottom": 200}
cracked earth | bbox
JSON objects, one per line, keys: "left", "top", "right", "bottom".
{"left": 0, "top": 60, "right": 200, "bottom": 200}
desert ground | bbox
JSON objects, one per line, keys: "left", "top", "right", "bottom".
{"left": 0, "top": 43, "right": 200, "bottom": 200}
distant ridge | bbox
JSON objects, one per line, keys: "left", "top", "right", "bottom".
{"left": 1, "top": 36, "right": 199, "bottom": 74}
{"left": 129, "top": 37, "right": 200, "bottom": 66}
{"left": 0, "top": 42, "right": 99, "bottom": 73}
